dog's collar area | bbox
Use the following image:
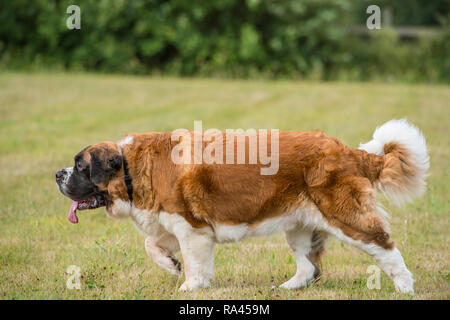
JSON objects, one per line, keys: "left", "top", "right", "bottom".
{"left": 121, "top": 148, "right": 133, "bottom": 204}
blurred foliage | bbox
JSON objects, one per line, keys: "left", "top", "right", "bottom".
{"left": 0, "top": 0, "right": 448, "bottom": 82}
{"left": 341, "top": 29, "right": 450, "bottom": 82}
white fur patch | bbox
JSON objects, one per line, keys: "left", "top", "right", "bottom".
{"left": 130, "top": 206, "right": 160, "bottom": 236}
{"left": 58, "top": 167, "right": 74, "bottom": 194}
{"left": 214, "top": 224, "right": 248, "bottom": 242}
{"left": 62, "top": 167, "right": 73, "bottom": 184}
{"left": 107, "top": 199, "right": 161, "bottom": 236}
{"left": 118, "top": 135, "right": 134, "bottom": 147}
{"left": 106, "top": 199, "right": 132, "bottom": 219}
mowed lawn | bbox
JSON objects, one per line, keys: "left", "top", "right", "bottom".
{"left": 0, "top": 73, "right": 448, "bottom": 300}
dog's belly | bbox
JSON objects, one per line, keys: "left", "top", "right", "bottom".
{"left": 213, "top": 206, "right": 322, "bottom": 243}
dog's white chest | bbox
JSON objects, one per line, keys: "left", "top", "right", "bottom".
{"left": 107, "top": 199, "right": 161, "bottom": 236}
{"left": 130, "top": 207, "right": 160, "bottom": 236}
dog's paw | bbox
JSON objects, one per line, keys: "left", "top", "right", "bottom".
{"left": 393, "top": 272, "right": 414, "bottom": 295}
{"left": 279, "top": 273, "right": 315, "bottom": 289}
{"left": 179, "top": 278, "right": 211, "bottom": 291}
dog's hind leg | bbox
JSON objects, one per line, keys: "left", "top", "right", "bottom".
{"left": 280, "top": 227, "right": 318, "bottom": 289}
{"left": 327, "top": 224, "right": 414, "bottom": 294}
{"left": 307, "top": 230, "right": 328, "bottom": 282}
{"left": 145, "top": 230, "right": 182, "bottom": 277}
{"left": 317, "top": 208, "right": 414, "bottom": 294}
{"left": 327, "top": 217, "right": 414, "bottom": 294}
{"left": 308, "top": 175, "right": 414, "bottom": 294}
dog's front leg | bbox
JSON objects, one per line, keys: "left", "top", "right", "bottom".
{"left": 145, "top": 230, "right": 182, "bottom": 277}
{"left": 177, "top": 227, "right": 215, "bottom": 291}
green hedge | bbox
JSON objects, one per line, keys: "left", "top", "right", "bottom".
{"left": 0, "top": 0, "right": 448, "bottom": 82}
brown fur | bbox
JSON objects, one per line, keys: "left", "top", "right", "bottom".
{"left": 379, "top": 142, "right": 422, "bottom": 199}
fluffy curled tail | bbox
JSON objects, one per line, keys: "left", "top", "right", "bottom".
{"left": 359, "top": 119, "right": 430, "bottom": 205}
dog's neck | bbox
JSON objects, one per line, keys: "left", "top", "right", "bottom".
{"left": 118, "top": 133, "right": 173, "bottom": 212}
{"left": 121, "top": 147, "right": 134, "bottom": 204}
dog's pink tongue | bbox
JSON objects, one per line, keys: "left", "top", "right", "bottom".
{"left": 68, "top": 201, "right": 79, "bottom": 224}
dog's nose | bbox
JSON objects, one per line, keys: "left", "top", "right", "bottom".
{"left": 56, "top": 169, "right": 66, "bottom": 180}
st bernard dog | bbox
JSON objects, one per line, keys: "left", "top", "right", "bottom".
{"left": 56, "top": 119, "right": 429, "bottom": 294}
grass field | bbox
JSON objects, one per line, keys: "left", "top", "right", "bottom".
{"left": 0, "top": 73, "right": 448, "bottom": 300}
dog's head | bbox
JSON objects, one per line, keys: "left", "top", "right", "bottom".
{"left": 56, "top": 142, "right": 124, "bottom": 223}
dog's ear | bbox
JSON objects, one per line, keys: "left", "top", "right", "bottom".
{"left": 90, "top": 147, "right": 123, "bottom": 185}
